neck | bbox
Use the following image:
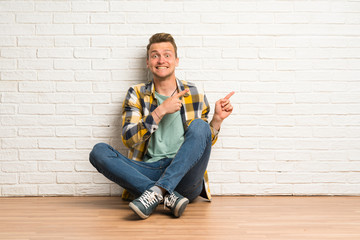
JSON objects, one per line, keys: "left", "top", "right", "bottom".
{"left": 153, "top": 76, "right": 177, "bottom": 96}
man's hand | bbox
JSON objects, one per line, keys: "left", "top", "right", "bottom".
{"left": 211, "top": 91, "right": 235, "bottom": 131}
{"left": 152, "top": 89, "right": 189, "bottom": 123}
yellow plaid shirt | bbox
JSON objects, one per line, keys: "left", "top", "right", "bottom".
{"left": 121, "top": 78, "right": 218, "bottom": 201}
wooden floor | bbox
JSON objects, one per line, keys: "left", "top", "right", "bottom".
{"left": 0, "top": 196, "right": 359, "bottom": 240}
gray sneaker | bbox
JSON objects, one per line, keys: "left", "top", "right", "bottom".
{"left": 164, "top": 191, "right": 189, "bottom": 218}
{"left": 129, "top": 190, "right": 163, "bottom": 219}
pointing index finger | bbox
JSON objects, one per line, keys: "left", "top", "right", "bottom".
{"left": 224, "top": 91, "right": 235, "bottom": 100}
{"left": 175, "top": 89, "right": 189, "bottom": 98}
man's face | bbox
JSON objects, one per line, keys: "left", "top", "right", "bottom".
{"left": 147, "top": 42, "right": 179, "bottom": 81}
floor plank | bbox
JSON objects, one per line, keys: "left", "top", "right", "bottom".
{"left": 0, "top": 196, "right": 359, "bottom": 240}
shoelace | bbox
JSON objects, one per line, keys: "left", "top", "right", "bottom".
{"left": 164, "top": 193, "right": 178, "bottom": 209}
{"left": 139, "top": 191, "right": 162, "bottom": 209}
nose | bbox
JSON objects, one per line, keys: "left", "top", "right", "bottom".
{"left": 157, "top": 55, "right": 165, "bottom": 64}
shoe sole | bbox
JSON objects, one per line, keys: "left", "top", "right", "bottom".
{"left": 173, "top": 198, "right": 189, "bottom": 218}
{"left": 129, "top": 202, "right": 149, "bottom": 219}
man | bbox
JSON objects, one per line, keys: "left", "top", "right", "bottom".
{"left": 89, "top": 33, "right": 234, "bottom": 219}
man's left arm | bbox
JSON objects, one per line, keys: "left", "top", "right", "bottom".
{"left": 209, "top": 91, "right": 235, "bottom": 133}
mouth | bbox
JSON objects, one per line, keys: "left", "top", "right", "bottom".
{"left": 156, "top": 66, "right": 168, "bottom": 69}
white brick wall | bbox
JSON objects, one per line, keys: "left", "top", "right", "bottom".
{"left": 1, "top": 0, "right": 360, "bottom": 197}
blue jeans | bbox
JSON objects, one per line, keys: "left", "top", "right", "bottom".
{"left": 89, "top": 119, "right": 212, "bottom": 202}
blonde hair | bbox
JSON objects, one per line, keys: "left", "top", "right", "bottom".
{"left": 146, "top": 33, "right": 177, "bottom": 59}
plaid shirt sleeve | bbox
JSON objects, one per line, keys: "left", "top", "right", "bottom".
{"left": 121, "top": 87, "right": 158, "bottom": 149}
{"left": 201, "top": 93, "right": 219, "bottom": 145}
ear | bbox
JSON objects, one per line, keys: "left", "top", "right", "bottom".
{"left": 146, "top": 58, "right": 149, "bottom": 68}
{"left": 175, "top": 57, "right": 179, "bottom": 67}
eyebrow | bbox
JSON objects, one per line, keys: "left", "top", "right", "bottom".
{"left": 150, "top": 49, "right": 173, "bottom": 54}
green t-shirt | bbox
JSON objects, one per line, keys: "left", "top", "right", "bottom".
{"left": 143, "top": 91, "right": 185, "bottom": 163}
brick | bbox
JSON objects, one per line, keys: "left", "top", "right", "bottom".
{"left": 74, "top": 24, "right": 109, "bottom": 35}
{"left": 35, "top": 2, "right": 70, "bottom": 12}
{"left": 74, "top": 93, "right": 110, "bottom": 103}
{"left": 38, "top": 162, "right": 74, "bottom": 172}
{"left": 55, "top": 37, "right": 90, "bottom": 47}
{"left": 92, "top": 59, "right": 129, "bottom": 70}
{"left": 127, "top": 13, "right": 163, "bottom": 24}
{"left": 2, "top": 162, "right": 37, "bottom": 173}
{"left": 54, "top": 13, "right": 88, "bottom": 24}
{"left": 201, "top": 14, "right": 238, "bottom": 24}
{"left": 18, "top": 104, "right": 55, "bottom": 115}
{"left": 18, "top": 59, "right": 53, "bottom": 70}
{"left": 38, "top": 116, "right": 74, "bottom": 126}
{"left": 2, "top": 138, "right": 38, "bottom": 149}
{"left": 74, "top": 48, "right": 110, "bottom": 59}
{"left": 0, "top": 105, "right": 15, "bottom": 114}
{"left": 240, "top": 173, "right": 276, "bottom": 183}
{"left": 0, "top": 36, "right": 16, "bottom": 46}
{"left": 37, "top": 48, "right": 73, "bottom": 58}
{"left": 1, "top": 116, "right": 38, "bottom": 126}
{"left": 0, "top": 24, "right": 34, "bottom": 35}
{"left": 56, "top": 104, "right": 91, "bottom": 115}
{"left": 275, "top": 13, "right": 310, "bottom": 24}
{"left": 76, "top": 184, "right": 110, "bottom": 196}
{"left": 257, "top": 2, "right": 293, "bottom": 12}
{"left": 54, "top": 59, "right": 91, "bottom": 70}
{"left": 16, "top": 13, "right": 52, "bottom": 23}
{"left": 38, "top": 138, "right": 74, "bottom": 149}
{"left": 259, "top": 48, "right": 295, "bottom": 59}
{"left": 56, "top": 127, "right": 91, "bottom": 137}
{"left": 1, "top": 48, "right": 36, "bottom": 58}
{"left": 110, "top": 1, "right": 147, "bottom": 12}
{"left": 18, "top": 36, "right": 53, "bottom": 47}
{"left": 0, "top": 59, "right": 16, "bottom": 69}
{"left": 19, "top": 150, "right": 54, "bottom": 161}
{"left": 0, "top": 128, "right": 16, "bottom": 138}
{"left": 92, "top": 127, "right": 121, "bottom": 138}
{"left": 92, "top": 36, "right": 126, "bottom": 47}
{"left": 56, "top": 82, "right": 91, "bottom": 92}
{"left": 55, "top": 150, "right": 89, "bottom": 161}
{"left": 36, "top": 24, "right": 73, "bottom": 35}
{"left": 0, "top": 2, "right": 34, "bottom": 12}
{"left": 75, "top": 162, "right": 97, "bottom": 172}
{"left": 163, "top": 13, "right": 200, "bottom": 24}
{"left": 75, "top": 71, "right": 111, "bottom": 81}
{"left": 0, "top": 150, "right": 18, "bottom": 161}
{"left": 2, "top": 185, "right": 37, "bottom": 196}
{"left": 294, "top": 2, "right": 331, "bottom": 12}
{"left": 0, "top": 173, "right": 17, "bottom": 184}
{"left": 19, "top": 81, "right": 54, "bottom": 92}
{"left": 112, "top": 48, "right": 146, "bottom": 59}
{"left": 260, "top": 139, "right": 294, "bottom": 150}
{"left": 72, "top": 1, "right": 108, "bottom": 12}
{"left": 222, "top": 48, "right": 258, "bottom": 59}
{"left": 238, "top": 13, "right": 273, "bottom": 23}
{"left": 19, "top": 127, "right": 54, "bottom": 137}
{"left": 38, "top": 93, "right": 74, "bottom": 104}
{"left": 57, "top": 173, "right": 92, "bottom": 184}
{"left": 20, "top": 173, "right": 55, "bottom": 184}
{"left": 2, "top": 93, "right": 37, "bottom": 103}
{"left": 39, "top": 184, "right": 75, "bottom": 196}
{"left": 38, "top": 71, "right": 74, "bottom": 81}
{"left": 75, "top": 116, "right": 114, "bottom": 126}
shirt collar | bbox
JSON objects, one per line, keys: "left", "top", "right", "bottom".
{"left": 144, "top": 78, "right": 190, "bottom": 97}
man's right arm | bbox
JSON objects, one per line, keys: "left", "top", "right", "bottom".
{"left": 121, "top": 87, "right": 158, "bottom": 149}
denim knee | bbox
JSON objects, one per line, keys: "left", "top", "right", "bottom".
{"left": 89, "top": 142, "right": 109, "bottom": 166}
{"left": 187, "top": 119, "right": 212, "bottom": 141}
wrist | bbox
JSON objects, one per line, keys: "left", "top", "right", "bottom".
{"left": 210, "top": 115, "right": 223, "bottom": 131}
{"left": 156, "top": 105, "right": 166, "bottom": 118}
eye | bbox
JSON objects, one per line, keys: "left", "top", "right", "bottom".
{"left": 165, "top": 54, "right": 170, "bottom": 58}
{"left": 151, "top": 55, "right": 158, "bottom": 59}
